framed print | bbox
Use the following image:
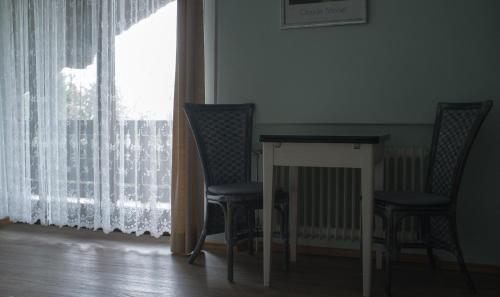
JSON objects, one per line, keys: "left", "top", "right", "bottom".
{"left": 281, "top": 0, "right": 367, "bottom": 29}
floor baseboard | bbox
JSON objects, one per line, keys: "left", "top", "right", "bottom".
{"left": 204, "top": 240, "right": 500, "bottom": 274}
{"left": 296, "top": 244, "right": 500, "bottom": 274}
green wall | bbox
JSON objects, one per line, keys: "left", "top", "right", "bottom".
{"left": 213, "top": 0, "right": 500, "bottom": 265}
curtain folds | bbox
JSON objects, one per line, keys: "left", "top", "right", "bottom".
{"left": 0, "top": 0, "right": 176, "bottom": 237}
{"left": 170, "top": 0, "right": 205, "bottom": 254}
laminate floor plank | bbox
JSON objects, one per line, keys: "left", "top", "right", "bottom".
{"left": 0, "top": 224, "right": 498, "bottom": 297}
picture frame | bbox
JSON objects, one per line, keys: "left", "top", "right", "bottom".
{"left": 281, "top": 0, "right": 367, "bottom": 29}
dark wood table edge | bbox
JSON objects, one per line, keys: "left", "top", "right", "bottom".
{"left": 259, "top": 134, "right": 390, "bottom": 144}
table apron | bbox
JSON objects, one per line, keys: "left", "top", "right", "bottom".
{"left": 271, "top": 142, "right": 384, "bottom": 168}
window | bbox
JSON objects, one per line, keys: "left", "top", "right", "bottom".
{"left": 0, "top": 0, "right": 176, "bottom": 237}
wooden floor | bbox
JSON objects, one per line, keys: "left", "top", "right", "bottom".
{"left": 0, "top": 224, "right": 498, "bottom": 297}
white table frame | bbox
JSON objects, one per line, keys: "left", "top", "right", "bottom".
{"left": 262, "top": 140, "right": 386, "bottom": 297}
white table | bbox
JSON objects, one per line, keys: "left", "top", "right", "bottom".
{"left": 260, "top": 134, "right": 388, "bottom": 297}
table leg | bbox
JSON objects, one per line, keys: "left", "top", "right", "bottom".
{"left": 263, "top": 143, "right": 275, "bottom": 287}
{"left": 288, "top": 166, "right": 299, "bottom": 262}
{"left": 361, "top": 161, "right": 374, "bottom": 297}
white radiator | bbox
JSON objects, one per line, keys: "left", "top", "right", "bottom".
{"left": 254, "top": 147, "right": 429, "bottom": 248}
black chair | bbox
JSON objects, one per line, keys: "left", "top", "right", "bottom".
{"left": 374, "top": 101, "right": 492, "bottom": 297}
{"left": 184, "top": 103, "right": 289, "bottom": 282}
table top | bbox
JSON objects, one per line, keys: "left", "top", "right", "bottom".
{"left": 259, "top": 134, "right": 389, "bottom": 144}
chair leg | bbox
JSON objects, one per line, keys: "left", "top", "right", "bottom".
{"left": 456, "top": 248, "right": 476, "bottom": 293}
{"left": 227, "top": 242, "right": 234, "bottom": 282}
{"left": 385, "top": 249, "right": 393, "bottom": 297}
{"left": 384, "top": 210, "right": 396, "bottom": 297}
{"left": 450, "top": 223, "right": 476, "bottom": 293}
{"left": 247, "top": 235, "right": 254, "bottom": 255}
{"left": 426, "top": 247, "right": 437, "bottom": 271}
{"left": 422, "top": 216, "right": 437, "bottom": 271}
{"left": 188, "top": 228, "right": 207, "bottom": 264}
{"left": 247, "top": 208, "right": 255, "bottom": 255}
{"left": 284, "top": 236, "right": 290, "bottom": 271}
{"left": 226, "top": 201, "right": 234, "bottom": 282}
{"left": 281, "top": 205, "right": 290, "bottom": 271}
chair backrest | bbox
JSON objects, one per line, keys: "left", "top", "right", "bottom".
{"left": 426, "top": 101, "right": 492, "bottom": 200}
{"left": 184, "top": 103, "right": 254, "bottom": 187}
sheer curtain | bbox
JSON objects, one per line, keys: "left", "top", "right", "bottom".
{"left": 0, "top": 0, "right": 176, "bottom": 237}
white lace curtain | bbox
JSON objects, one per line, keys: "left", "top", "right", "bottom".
{"left": 0, "top": 0, "right": 176, "bottom": 237}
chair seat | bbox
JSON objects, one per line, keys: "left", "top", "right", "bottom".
{"left": 208, "top": 182, "right": 263, "bottom": 196}
{"left": 375, "top": 191, "right": 450, "bottom": 207}
{"left": 207, "top": 182, "right": 288, "bottom": 203}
